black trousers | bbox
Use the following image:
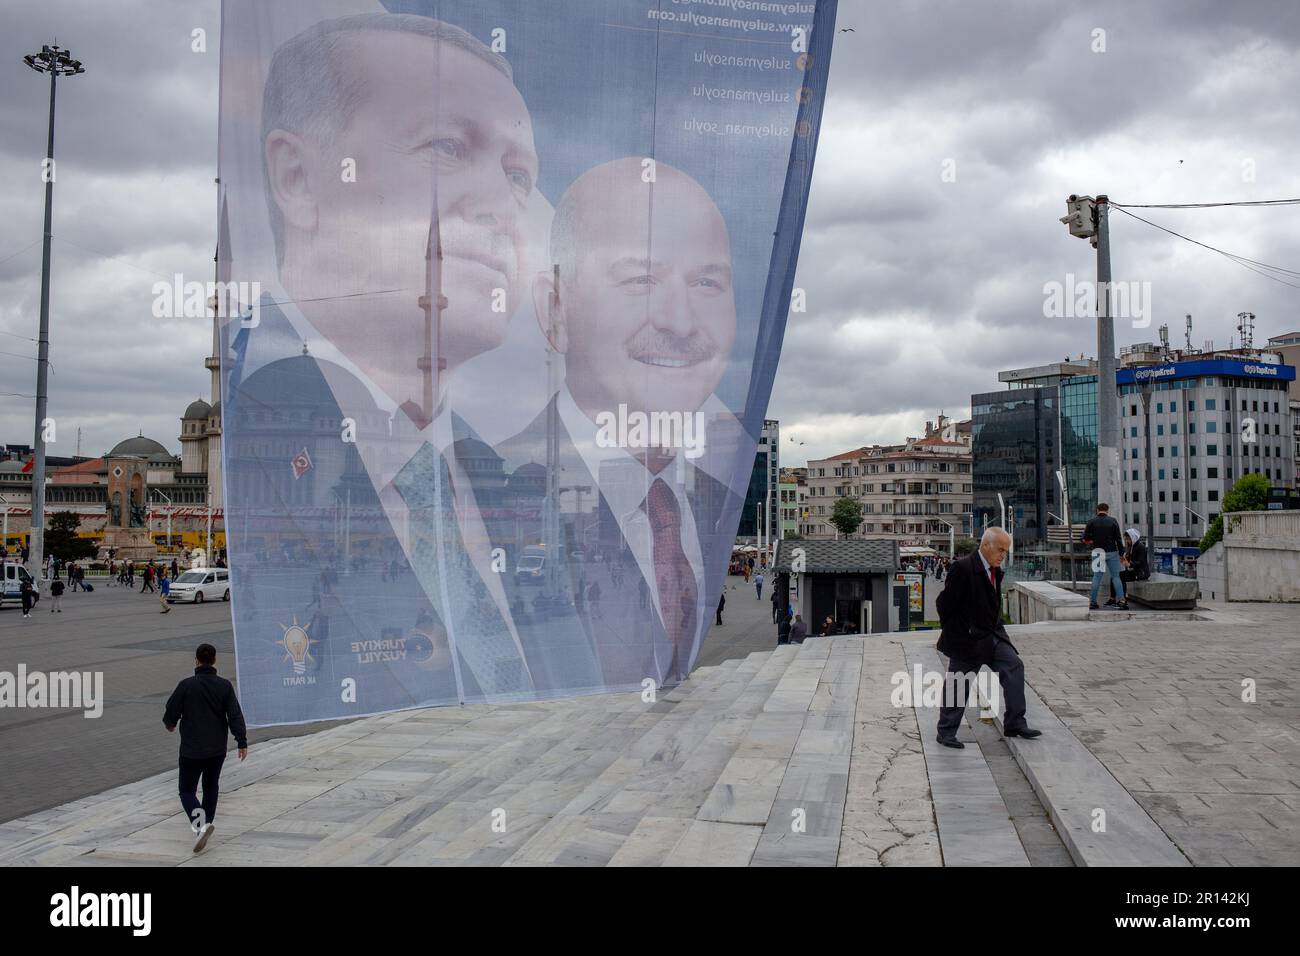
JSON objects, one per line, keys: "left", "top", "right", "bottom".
{"left": 937, "top": 639, "right": 1029, "bottom": 736}
{"left": 715, "top": 609, "right": 723, "bottom": 625}
{"left": 178, "top": 753, "right": 226, "bottom": 829}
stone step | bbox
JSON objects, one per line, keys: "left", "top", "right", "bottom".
{"left": 905, "top": 643, "right": 1030, "bottom": 867}
{"left": 837, "top": 638, "right": 941, "bottom": 866}
{"left": 697, "top": 642, "right": 834, "bottom": 828}
{"left": 606, "top": 639, "right": 857, "bottom": 867}
{"left": 0, "top": 730, "right": 325, "bottom": 865}
{"left": 504, "top": 650, "right": 790, "bottom": 868}
{"left": 991, "top": 668, "right": 1190, "bottom": 867}
{"left": 750, "top": 638, "right": 861, "bottom": 866}
{"left": 289, "top": 663, "right": 752, "bottom": 865}
{"left": 598, "top": 645, "right": 813, "bottom": 866}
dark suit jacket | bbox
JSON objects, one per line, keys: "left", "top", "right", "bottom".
{"left": 222, "top": 299, "right": 529, "bottom": 724}
{"left": 935, "top": 551, "right": 1016, "bottom": 666}
{"left": 487, "top": 396, "right": 743, "bottom": 690}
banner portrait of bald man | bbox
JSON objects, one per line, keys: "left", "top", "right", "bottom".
{"left": 218, "top": 0, "right": 837, "bottom": 725}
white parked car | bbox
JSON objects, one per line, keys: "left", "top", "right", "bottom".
{"left": 167, "top": 568, "right": 230, "bottom": 604}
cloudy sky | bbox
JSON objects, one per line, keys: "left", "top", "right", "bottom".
{"left": 2, "top": 0, "right": 1299, "bottom": 467}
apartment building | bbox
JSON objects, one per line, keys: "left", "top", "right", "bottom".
{"left": 801, "top": 415, "right": 973, "bottom": 549}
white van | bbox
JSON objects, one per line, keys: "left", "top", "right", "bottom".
{"left": 1, "top": 561, "right": 38, "bottom": 609}
{"left": 167, "top": 567, "right": 230, "bottom": 604}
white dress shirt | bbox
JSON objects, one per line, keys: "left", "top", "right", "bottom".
{"left": 555, "top": 386, "right": 739, "bottom": 667}
{"left": 253, "top": 284, "right": 529, "bottom": 681}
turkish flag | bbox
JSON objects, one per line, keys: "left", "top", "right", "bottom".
{"left": 20, "top": 457, "right": 33, "bottom": 473}
{"left": 291, "top": 448, "right": 313, "bottom": 480}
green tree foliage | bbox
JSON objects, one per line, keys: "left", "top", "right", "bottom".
{"left": 829, "top": 497, "right": 863, "bottom": 538}
{"left": 1199, "top": 472, "right": 1270, "bottom": 552}
{"left": 45, "top": 512, "right": 99, "bottom": 562}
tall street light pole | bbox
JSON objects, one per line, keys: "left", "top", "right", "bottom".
{"left": 23, "top": 45, "right": 84, "bottom": 579}
{"left": 1060, "top": 194, "right": 1120, "bottom": 517}
{"left": 1094, "top": 196, "right": 1121, "bottom": 513}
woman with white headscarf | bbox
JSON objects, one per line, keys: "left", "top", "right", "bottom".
{"left": 1120, "top": 528, "right": 1150, "bottom": 590}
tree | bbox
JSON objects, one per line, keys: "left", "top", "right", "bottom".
{"left": 1199, "top": 472, "right": 1269, "bottom": 552}
{"left": 953, "top": 537, "right": 978, "bottom": 556}
{"left": 829, "top": 497, "right": 863, "bottom": 538}
{"left": 45, "top": 512, "right": 97, "bottom": 562}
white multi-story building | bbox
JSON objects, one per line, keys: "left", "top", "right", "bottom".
{"left": 1118, "top": 349, "right": 1296, "bottom": 548}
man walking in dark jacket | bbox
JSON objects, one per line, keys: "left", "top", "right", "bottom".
{"left": 1083, "top": 503, "right": 1127, "bottom": 610}
{"left": 934, "top": 527, "right": 1041, "bottom": 748}
{"left": 163, "top": 643, "right": 248, "bottom": 852}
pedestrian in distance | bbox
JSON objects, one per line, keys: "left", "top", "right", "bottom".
{"left": 934, "top": 527, "right": 1042, "bottom": 749}
{"left": 1083, "top": 503, "right": 1128, "bottom": 610}
{"left": 20, "top": 577, "right": 35, "bottom": 619}
{"left": 770, "top": 587, "right": 779, "bottom": 622}
{"left": 159, "top": 570, "right": 172, "bottom": 613}
{"left": 715, "top": 590, "right": 725, "bottom": 626}
{"left": 50, "top": 576, "right": 64, "bottom": 612}
{"left": 163, "top": 643, "right": 248, "bottom": 853}
{"left": 754, "top": 572, "right": 764, "bottom": 601}
{"left": 777, "top": 614, "right": 791, "bottom": 645}
{"left": 790, "top": 614, "right": 807, "bottom": 644}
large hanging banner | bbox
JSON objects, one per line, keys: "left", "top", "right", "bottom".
{"left": 218, "top": 0, "right": 835, "bottom": 726}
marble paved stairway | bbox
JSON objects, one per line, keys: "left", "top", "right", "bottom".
{"left": 0, "top": 636, "right": 1050, "bottom": 867}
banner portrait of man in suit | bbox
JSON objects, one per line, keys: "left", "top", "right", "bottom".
{"left": 218, "top": 1, "right": 836, "bottom": 725}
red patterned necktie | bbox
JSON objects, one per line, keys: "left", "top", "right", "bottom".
{"left": 642, "top": 478, "right": 698, "bottom": 680}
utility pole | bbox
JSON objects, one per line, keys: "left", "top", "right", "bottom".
{"left": 22, "top": 45, "right": 84, "bottom": 580}
{"left": 1094, "top": 196, "right": 1121, "bottom": 512}
{"left": 1061, "top": 194, "right": 1120, "bottom": 515}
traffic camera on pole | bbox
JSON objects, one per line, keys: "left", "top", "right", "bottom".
{"left": 1060, "top": 194, "right": 1098, "bottom": 244}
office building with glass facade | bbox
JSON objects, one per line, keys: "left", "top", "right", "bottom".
{"left": 737, "top": 419, "right": 780, "bottom": 541}
{"left": 971, "top": 362, "right": 1096, "bottom": 531}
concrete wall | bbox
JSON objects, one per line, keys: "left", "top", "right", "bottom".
{"left": 1196, "top": 542, "right": 1225, "bottom": 602}
{"left": 1008, "top": 580, "right": 1091, "bottom": 624}
{"left": 1219, "top": 510, "right": 1300, "bottom": 603}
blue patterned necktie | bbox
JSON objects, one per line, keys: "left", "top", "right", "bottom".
{"left": 392, "top": 441, "right": 529, "bottom": 699}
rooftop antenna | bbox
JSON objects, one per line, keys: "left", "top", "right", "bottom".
{"left": 1158, "top": 323, "right": 1169, "bottom": 354}
{"left": 1236, "top": 311, "right": 1255, "bottom": 350}
{"left": 1184, "top": 314, "right": 1193, "bottom": 352}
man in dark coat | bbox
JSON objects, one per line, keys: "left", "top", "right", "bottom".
{"left": 934, "top": 527, "right": 1041, "bottom": 748}
{"left": 1083, "top": 502, "right": 1127, "bottom": 610}
{"left": 164, "top": 643, "right": 248, "bottom": 853}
